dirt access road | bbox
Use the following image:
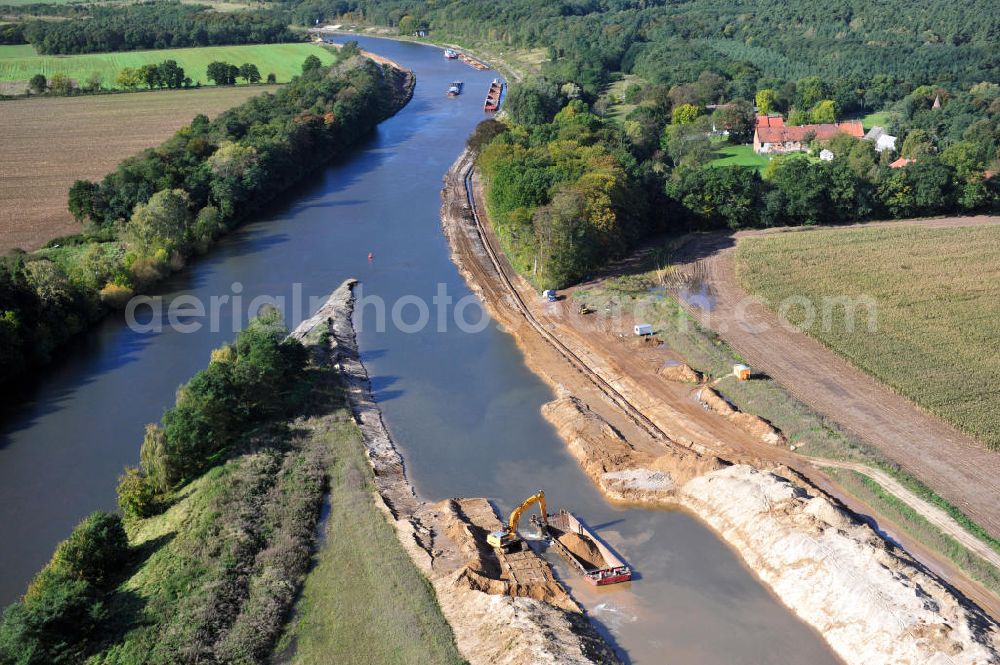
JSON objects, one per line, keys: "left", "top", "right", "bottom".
{"left": 671, "top": 217, "right": 1000, "bottom": 539}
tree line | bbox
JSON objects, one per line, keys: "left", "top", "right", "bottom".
{"left": 0, "top": 49, "right": 412, "bottom": 397}
{"left": 20, "top": 60, "right": 277, "bottom": 98}
{"left": 17, "top": 2, "right": 295, "bottom": 55}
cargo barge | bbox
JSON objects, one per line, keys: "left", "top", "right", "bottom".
{"left": 483, "top": 78, "right": 504, "bottom": 112}
{"left": 459, "top": 53, "right": 490, "bottom": 70}
{"left": 546, "top": 510, "right": 632, "bottom": 586}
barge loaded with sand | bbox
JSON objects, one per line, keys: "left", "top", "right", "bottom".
{"left": 548, "top": 510, "right": 632, "bottom": 585}
{"left": 484, "top": 78, "right": 504, "bottom": 112}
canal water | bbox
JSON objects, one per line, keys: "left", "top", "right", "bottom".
{"left": 0, "top": 36, "right": 840, "bottom": 664}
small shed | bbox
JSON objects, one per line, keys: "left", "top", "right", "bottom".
{"left": 733, "top": 364, "right": 751, "bottom": 381}
{"left": 634, "top": 324, "right": 654, "bottom": 336}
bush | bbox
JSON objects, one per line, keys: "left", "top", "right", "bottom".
{"left": 116, "top": 466, "right": 158, "bottom": 518}
{"left": 466, "top": 119, "right": 507, "bottom": 152}
{"left": 98, "top": 282, "right": 133, "bottom": 308}
{"left": 0, "top": 512, "right": 123, "bottom": 663}
{"left": 0, "top": 571, "right": 102, "bottom": 665}
{"left": 51, "top": 512, "right": 127, "bottom": 588}
{"left": 28, "top": 74, "right": 46, "bottom": 94}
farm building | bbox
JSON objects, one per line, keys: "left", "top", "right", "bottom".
{"left": 753, "top": 116, "right": 864, "bottom": 154}
{"left": 864, "top": 126, "right": 898, "bottom": 153}
{"left": 756, "top": 114, "right": 784, "bottom": 128}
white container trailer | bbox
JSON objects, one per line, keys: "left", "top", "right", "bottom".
{"left": 633, "top": 324, "right": 653, "bottom": 336}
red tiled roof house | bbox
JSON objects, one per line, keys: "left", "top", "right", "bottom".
{"left": 753, "top": 119, "right": 864, "bottom": 154}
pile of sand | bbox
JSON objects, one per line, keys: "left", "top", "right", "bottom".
{"left": 558, "top": 532, "right": 606, "bottom": 569}
{"left": 657, "top": 362, "right": 701, "bottom": 383}
{"left": 698, "top": 387, "right": 786, "bottom": 446}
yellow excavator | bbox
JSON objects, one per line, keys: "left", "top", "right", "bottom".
{"left": 488, "top": 491, "right": 548, "bottom": 551}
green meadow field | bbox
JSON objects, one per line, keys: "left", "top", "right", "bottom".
{"left": 708, "top": 143, "right": 771, "bottom": 171}
{"left": 0, "top": 42, "right": 335, "bottom": 86}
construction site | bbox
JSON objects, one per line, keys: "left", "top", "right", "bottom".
{"left": 430, "top": 149, "right": 1000, "bottom": 664}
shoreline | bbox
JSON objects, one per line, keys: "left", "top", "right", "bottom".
{"left": 440, "top": 149, "right": 1000, "bottom": 664}
{"left": 293, "top": 279, "right": 622, "bottom": 665}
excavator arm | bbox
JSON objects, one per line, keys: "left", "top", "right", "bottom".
{"left": 508, "top": 491, "right": 547, "bottom": 533}
{"left": 487, "top": 490, "right": 548, "bottom": 550}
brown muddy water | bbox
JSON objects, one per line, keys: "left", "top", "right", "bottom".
{"left": 0, "top": 36, "right": 840, "bottom": 664}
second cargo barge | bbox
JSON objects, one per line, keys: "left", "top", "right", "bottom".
{"left": 483, "top": 78, "right": 504, "bottom": 112}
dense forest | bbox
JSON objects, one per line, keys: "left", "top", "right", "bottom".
{"left": 16, "top": 2, "right": 295, "bottom": 54}
{"left": 297, "top": 0, "right": 1000, "bottom": 93}
{"left": 284, "top": 0, "right": 997, "bottom": 287}
{"left": 0, "top": 46, "right": 412, "bottom": 397}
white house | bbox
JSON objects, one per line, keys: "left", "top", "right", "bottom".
{"left": 864, "top": 126, "right": 898, "bottom": 153}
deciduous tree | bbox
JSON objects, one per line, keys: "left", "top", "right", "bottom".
{"left": 28, "top": 73, "right": 46, "bottom": 93}
{"left": 115, "top": 67, "right": 143, "bottom": 90}
{"left": 809, "top": 99, "right": 838, "bottom": 123}
{"left": 124, "top": 188, "right": 192, "bottom": 258}
{"left": 755, "top": 89, "right": 777, "bottom": 115}
{"left": 238, "top": 62, "right": 260, "bottom": 84}
{"left": 301, "top": 54, "right": 322, "bottom": 74}
{"left": 671, "top": 103, "right": 700, "bottom": 124}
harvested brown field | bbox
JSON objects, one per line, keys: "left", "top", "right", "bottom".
{"left": 0, "top": 86, "right": 277, "bottom": 253}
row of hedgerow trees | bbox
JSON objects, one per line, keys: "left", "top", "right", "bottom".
{"left": 23, "top": 60, "right": 276, "bottom": 96}
{"left": 0, "top": 312, "right": 309, "bottom": 663}
{"left": 0, "top": 45, "right": 405, "bottom": 396}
